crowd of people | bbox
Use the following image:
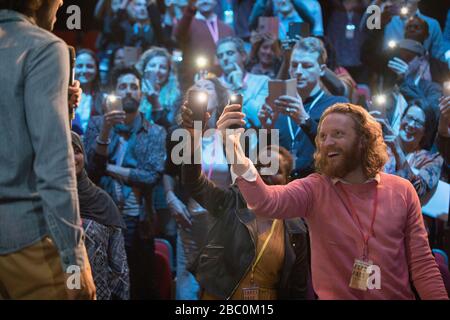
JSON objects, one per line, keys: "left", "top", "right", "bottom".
{"left": 0, "top": 0, "right": 450, "bottom": 300}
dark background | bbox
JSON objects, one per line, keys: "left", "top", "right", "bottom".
{"left": 54, "top": 0, "right": 449, "bottom": 48}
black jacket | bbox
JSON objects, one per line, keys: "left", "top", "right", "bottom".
{"left": 182, "top": 163, "right": 310, "bottom": 299}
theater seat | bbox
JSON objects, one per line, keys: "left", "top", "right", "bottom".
{"left": 154, "top": 250, "right": 172, "bottom": 300}
{"left": 155, "top": 238, "right": 175, "bottom": 272}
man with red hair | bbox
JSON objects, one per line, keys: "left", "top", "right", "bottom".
{"left": 216, "top": 102, "right": 448, "bottom": 299}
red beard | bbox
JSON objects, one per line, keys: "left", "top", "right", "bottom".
{"left": 318, "top": 141, "right": 362, "bottom": 179}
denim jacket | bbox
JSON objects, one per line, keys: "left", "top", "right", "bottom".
{"left": 0, "top": 10, "right": 85, "bottom": 270}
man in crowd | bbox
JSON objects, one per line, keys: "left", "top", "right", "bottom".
{"left": 174, "top": 0, "right": 234, "bottom": 88}
{"left": 217, "top": 36, "right": 269, "bottom": 129}
{"left": 384, "top": 0, "right": 448, "bottom": 63}
{"left": 217, "top": 102, "right": 449, "bottom": 299}
{"left": 84, "top": 67, "right": 166, "bottom": 299}
{"left": 0, "top": 0, "right": 95, "bottom": 299}
{"left": 259, "top": 37, "right": 348, "bottom": 179}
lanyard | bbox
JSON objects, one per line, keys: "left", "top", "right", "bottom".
{"left": 287, "top": 90, "right": 325, "bottom": 150}
{"left": 251, "top": 220, "right": 278, "bottom": 283}
{"left": 205, "top": 18, "right": 219, "bottom": 44}
{"left": 337, "top": 184, "right": 378, "bottom": 261}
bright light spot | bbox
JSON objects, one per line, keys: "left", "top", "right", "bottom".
{"left": 196, "top": 56, "right": 208, "bottom": 69}
{"left": 388, "top": 40, "right": 397, "bottom": 49}
{"left": 375, "top": 94, "right": 386, "bottom": 105}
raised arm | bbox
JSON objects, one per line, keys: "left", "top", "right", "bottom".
{"left": 217, "top": 104, "right": 316, "bottom": 219}
{"left": 179, "top": 104, "right": 235, "bottom": 216}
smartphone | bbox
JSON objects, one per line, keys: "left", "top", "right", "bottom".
{"left": 258, "top": 16, "right": 279, "bottom": 39}
{"left": 228, "top": 93, "right": 243, "bottom": 129}
{"left": 105, "top": 95, "right": 123, "bottom": 113}
{"left": 288, "top": 22, "right": 310, "bottom": 40}
{"left": 187, "top": 90, "right": 209, "bottom": 123}
{"left": 268, "top": 79, "right": 297, "bottom": 105}
{"left": 386, "top": 41, "right": 400, "bottom": 60}
{"left": 443, "top": 81, "right": 450, "bottom": 97}
{"left": 123, "top": 46, "right": 142, "bottom": 67}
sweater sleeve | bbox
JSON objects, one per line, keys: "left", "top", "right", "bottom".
{"left": 235, "top": 164, "right": 318, "bottom": 219}
{"left": 404, "top": 182, "right": 449, "bottom": 300}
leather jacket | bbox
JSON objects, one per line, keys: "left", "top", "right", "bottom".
{"left": 182, "top": 163, "right": 310, "bottom": 299}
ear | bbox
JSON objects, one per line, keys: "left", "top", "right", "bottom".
{"left": 319, "top": 64, "right": 326, "bottom": 77}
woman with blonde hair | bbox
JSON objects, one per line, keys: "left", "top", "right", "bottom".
{"left": 135, "top": 46, "right": 182, "bottom": 129}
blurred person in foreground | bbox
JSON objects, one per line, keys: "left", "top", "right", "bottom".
{"left": 0, "top": 0, "right": 95, "bottom": 299}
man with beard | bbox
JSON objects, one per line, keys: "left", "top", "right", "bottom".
{"left": 0, "top": 0, "right": 95, "bottom": 299}
{"left": 259, "top": 37, "right": 348, "bottom": 179}
{"left": 84, "top": 67, "right": 166, "bottom": 299}
{"left": 217, "top": 102, "right": 448, "bottom": 299}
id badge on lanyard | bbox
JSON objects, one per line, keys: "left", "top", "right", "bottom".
{"left": 349, "top": 259, "right": 373, "bottom": 291}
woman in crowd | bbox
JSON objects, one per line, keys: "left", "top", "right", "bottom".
{"left": 163, "top": 76, "right": 232, "bottom": 299}
{"left": 383, "top": 100, "right": 443, "bottom": 203}
{"left": 179, "top": 102, "right": 311, "bottom": 299}
{"left": 71, "top": 132, "right": 130, "bottom": 300}
{"left": 73, "top": 49, "right": 105, "bottom": 135}
{"left": 135, "top": 47, "right": 182, "bottom": 130}
{"left": 246, "top": 32, "right": 282, "bottom": 79}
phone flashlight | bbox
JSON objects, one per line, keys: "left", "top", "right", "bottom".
{"left": 229, "top": 93, "right": 244, "bottom": 129}
{"left": 196, "top": 56, "right": 208, "bottom": 69}
{"left": 400, "top": 6, "right": 409, "bottom": 16}
{"left": 374, "top": 94, "right": 387, "bottom": 106}
{"left": 187, "top": 90, "right": 209, "bottom": 123}
{"left": 388, "top": 40, "right": 397, "bottom": 49}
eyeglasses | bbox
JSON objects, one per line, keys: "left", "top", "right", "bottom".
{"left": 403, "top": 115, "right": 425, "bottom": 128}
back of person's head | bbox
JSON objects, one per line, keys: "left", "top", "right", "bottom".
{"left": 0, "top": 0, "right": 43, "bottom": 17}
{"left": 293, "top": 37, "right": 328, "bottom": 65}
{"left": 0, "top": 0, "right": 61, "bottom": 31}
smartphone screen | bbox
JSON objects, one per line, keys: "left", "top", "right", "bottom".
{"left": 268, "top": 79, "right": 297, "bottom": 103}
{"left": 443, "top": 81, "right": 450, "bottom": 97}
{"left": 288, "top": 22, "right": 310, "bottom": 40}
{"left": 187, "top": 90, "right": 208, "bottom": 122}
{"left": 105, "top": 95, "right": 123, "bottom": 113}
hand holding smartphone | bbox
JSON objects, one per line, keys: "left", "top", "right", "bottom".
{"left": 105, "top": 95, "right": 123, "bottom": 113}
{"left": 268, "top": 79, "right": 297, "bottom": 109}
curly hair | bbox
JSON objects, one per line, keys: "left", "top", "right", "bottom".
{"left": 314, "top": 103, "right": 389, "bottom": 179}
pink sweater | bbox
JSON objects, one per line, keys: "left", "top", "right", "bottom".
{"left": 236, "top": 172, "right": 448, "bottom": 300}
